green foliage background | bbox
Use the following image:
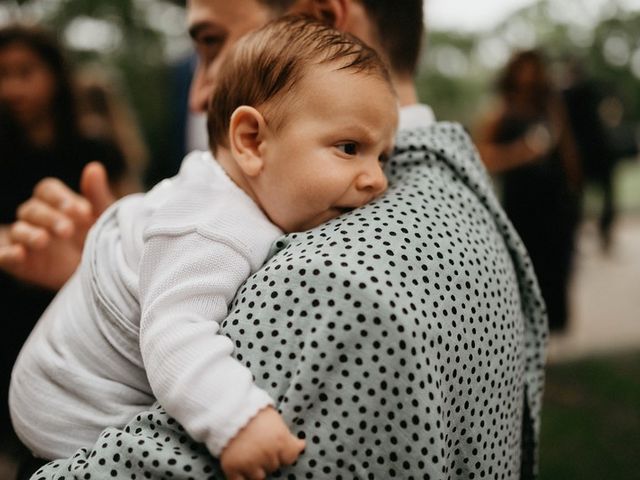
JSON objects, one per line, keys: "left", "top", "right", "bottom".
{"left": 417, "top": 0, "right": 640, "bottom": 129}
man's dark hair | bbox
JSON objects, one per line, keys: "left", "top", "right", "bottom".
{"left": 258, "top": 0, "right": 297, "bottom": 13}
{"left": 258, "top": 0, "right": 424, "bottom": 77}
{"left": 361, "top": 0, "right": 424, "bottom": 77}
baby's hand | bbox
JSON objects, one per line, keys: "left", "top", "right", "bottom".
{"left": 220, "top": 406, "right": 305, "bottom": 480}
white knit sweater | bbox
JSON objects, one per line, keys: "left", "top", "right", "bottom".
{"left": 10, "top": 151, "right": 282, "bottom": 459}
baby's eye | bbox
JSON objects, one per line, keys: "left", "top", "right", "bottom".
{"left": 336, "top": 142, "right": 358, "bottom": 156}
{"left": 379, "top": 153, "right": 390, "bottom": 166}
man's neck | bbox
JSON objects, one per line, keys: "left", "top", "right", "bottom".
{"left": 392, "top": 74, "right": 419, "bottom": 108}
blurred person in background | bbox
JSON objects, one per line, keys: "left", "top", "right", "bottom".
{"left": 145, "top": 53, "right": 209, "bottom": 188}
{"left": 169, "top": 54, "right": 208, "bottom": 170}
{"left": 0, "top": 23, "right": 129, "bottom": 455}
{"left": 562, "top": 57, "right": 618, "bottom": 252}
{"left": 475, "top": 49, "right": 582, "bottom": 333}
{"left": 75, "top": 68, "right": 149, "bottom": 196}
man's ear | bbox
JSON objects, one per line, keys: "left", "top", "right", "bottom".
{"left": 299, "top": 0, "right": 350, "bottom": 29}
{"left": 228, "top": 106, "right": 267, "bottom": 178}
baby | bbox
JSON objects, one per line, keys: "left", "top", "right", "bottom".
{"left": 10, "top": 16, "right": 398, "bottom": 479}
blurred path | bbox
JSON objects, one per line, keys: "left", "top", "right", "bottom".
{"left": 548, "top": 214, "right": 640, "bottom": 362}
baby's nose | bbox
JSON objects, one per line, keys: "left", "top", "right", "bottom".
{"left": 357, "top": 163, "right": 388, "bottom": 198}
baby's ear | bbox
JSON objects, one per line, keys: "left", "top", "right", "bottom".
{"left": 228, "top": 106, "right": 267, "bottom": 177}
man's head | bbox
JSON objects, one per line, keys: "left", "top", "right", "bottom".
{"left": 187, "top": 0, "right": 423, "bottom": 112}
{"left": 260, "top": 1, "right": 423, "bottom": 77}
{"left": 210, "top": 16, "right": 398, "bottom": 233}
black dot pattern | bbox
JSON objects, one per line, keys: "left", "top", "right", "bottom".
{"left": 33, "top": 123, "right": 547, "bottom": 480}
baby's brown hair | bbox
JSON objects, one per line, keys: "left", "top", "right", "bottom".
{"left": 207, "top": 15, "right": 393, "bottom": 154}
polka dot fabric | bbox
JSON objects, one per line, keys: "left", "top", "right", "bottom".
{"left": 33, "top": 123, "right": 547, "bottom": 480}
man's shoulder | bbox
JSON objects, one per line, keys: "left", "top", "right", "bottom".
{"left": 395, "top": 121, "right": 472, "bottom": 152}
{"left": 393, "top": 121, "right": 489, "bottom": 186}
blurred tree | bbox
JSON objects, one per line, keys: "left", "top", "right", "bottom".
{"left": 418, "top": 0, "right": 640, "bottom": 138}
{"left": 416, "top": 31, "right": 490, "bottom": 128}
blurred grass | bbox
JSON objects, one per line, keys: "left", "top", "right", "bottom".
{"left": 539, "top": 351, "right": 640, "bottom": 479}
{"left": 616, "top": 161, "right": 640, "bottom": 213}
{"left": 583, "top": 159, "right": 640, "bottom": 216}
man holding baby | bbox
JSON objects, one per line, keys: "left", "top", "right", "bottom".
{"left": 2, "top": 1, "right": 547, "bottom": 479}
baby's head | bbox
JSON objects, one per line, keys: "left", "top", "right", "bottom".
{"left": 208, "top": 16, "right": 398, "bottom": 233}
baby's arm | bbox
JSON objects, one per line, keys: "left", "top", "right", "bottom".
{"left": 139, "top": 231, "right": 303, "bottom": 477}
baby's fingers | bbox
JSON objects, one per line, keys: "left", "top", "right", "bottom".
{"left": 279, "top": 436, "right": 306, "bottom": 466}
{"left": 222, "top": 455, "right": 268, "bottom": 480}
{"left": 226, "top": 474, "right": 246, "bottom": 480}
{"left": 247, "top": 468, "right": 266, "bottom": 480}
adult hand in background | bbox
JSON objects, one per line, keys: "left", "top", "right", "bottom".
{"left": 0, "top": 162, "right": 115, "bottom": 290}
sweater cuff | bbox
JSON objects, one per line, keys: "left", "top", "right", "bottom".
{"left": 204, "top": 385, "right": 275, "bottom": 456}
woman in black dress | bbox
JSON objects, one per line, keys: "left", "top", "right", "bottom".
{"left": 476, "top": 50, "right": 582, "bottom": 332}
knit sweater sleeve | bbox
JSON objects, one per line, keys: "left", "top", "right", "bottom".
{"left": 138, "top": 230, "right": 274, "bottom": 457}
